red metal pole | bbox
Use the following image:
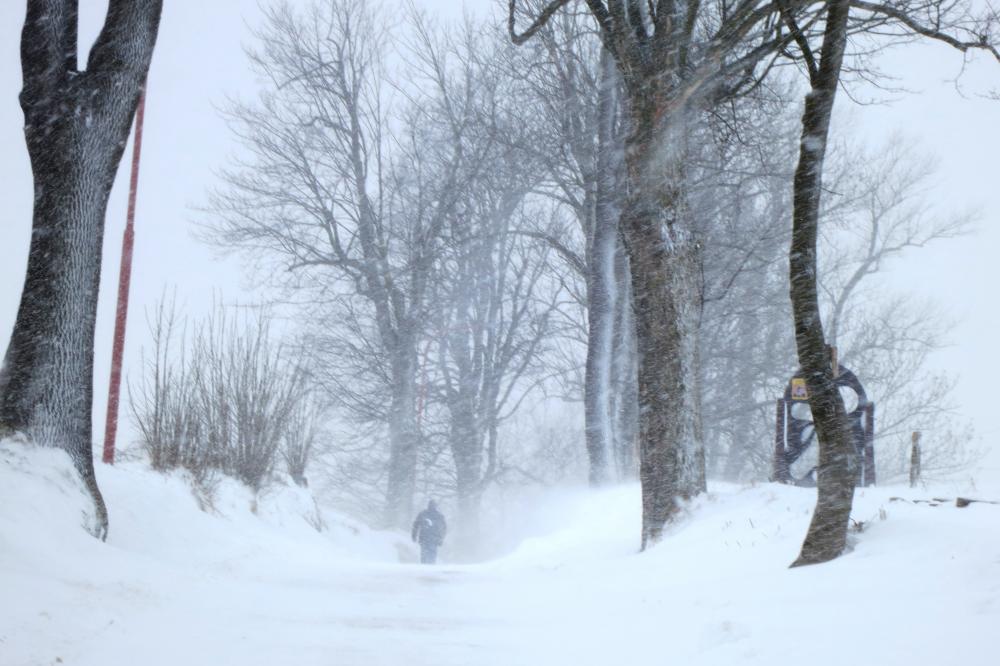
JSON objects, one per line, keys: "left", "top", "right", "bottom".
{"left": 102, "top": 88, "right": 147, "bottom": 465}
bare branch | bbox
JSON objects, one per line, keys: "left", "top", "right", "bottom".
{"left": 850, "top": 0, "right": 1000, "bottom": 62}
{"left": 509, "top": 0, "right": 575, "bottom": 44}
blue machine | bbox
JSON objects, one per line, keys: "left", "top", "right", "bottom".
{"left": 772, "top": 366, "right": 875, "bottom": 487}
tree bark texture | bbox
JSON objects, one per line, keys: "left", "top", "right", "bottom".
{"left": 788, "top": 0, "right": 856, "bottom": 567}
{"left": 507, "top": 0, "right": 837, "bottom": 553}
{"left": 621, "top": 106, "right": 706, "bottom": 549}
{"left": 624, "top": 192, "right": 706, "bottom": 548}
{"left": 0, "top": 0, "right": 163, "bottom": 540}
{"left": 558, "top": 25, "right": 709, "bottom": 541}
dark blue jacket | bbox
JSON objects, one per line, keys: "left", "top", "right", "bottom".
{"left": 411, "top": 508, "right": 447, "bottom": 546}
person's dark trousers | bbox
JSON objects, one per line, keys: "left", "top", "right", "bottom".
{"left": 420, "top": 543, "right": 438, "bottom": 564}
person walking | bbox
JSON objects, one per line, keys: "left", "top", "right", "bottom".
{"left": 411, "top": 500, "right": 447, "bottom": 564}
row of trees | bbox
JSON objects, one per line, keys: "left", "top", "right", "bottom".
{"left": 507, "top": 0, "right": 996, "bottom": 563}
{"left": 205, "top": 4, "right": 567, "bottom": 552}
{"left": 0, "top": 0, "right": 993, "bottom": 565}
{"left": 199, "top": 0, "right": 992, "bottom": 559}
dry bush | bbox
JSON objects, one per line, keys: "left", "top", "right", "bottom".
{"left": 129, "top": 298, "right": 319, "bottom": 493}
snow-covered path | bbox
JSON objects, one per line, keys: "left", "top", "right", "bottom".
{"left": 24, "top": 562, "right": 519, "bottom": 665}
{"left": 3, "top": 443, "right": 999, "bottom": 666}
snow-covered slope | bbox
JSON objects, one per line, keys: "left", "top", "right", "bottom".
{"left": 2, "top": 439, "right": 998, "bottom": 665}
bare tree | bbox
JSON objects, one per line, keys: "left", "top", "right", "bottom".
{"left": 0, "top": 0, "right": 163, "bottom": 539}
{"left": 683, "top": 114, "right": 979, "bottom": 492}
{"left": 820, "top": 140, "right": 973, "bottom": 350}
{"left": 779, "top": 0, "right": 998, "bottom": 566}
{"left": 209, "top": 1, "right": 529, "bottom": 528}
{"left": 508, "top": 8, "right": 632, "bottom": 485}
{"left": 378, "top": 14, "right": 561, "bottom": 548}
{"left": 818, "top": 139, "right": 977, "bottom": 483}
{"left": 695, "top": 86, "right": 801, "bottom": 482}
{"left": 430, "top": 199, "right": 559, "bottom": 553}
{"left": 510, "top": 0, "right": 824, "bottom": 548}
{"left": 209, "top": 1, "right": 427, "bottom": 527}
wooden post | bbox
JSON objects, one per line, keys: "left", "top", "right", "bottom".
{"left": 863, "top": 403, "right": 876, "bottom": 486}
{"left": 772, "top": 399, "right": 787, "bottom": 482}
{"left": 909, "top": 431, "right": 922, "bottom": 488}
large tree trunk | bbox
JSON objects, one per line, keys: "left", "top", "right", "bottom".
{"left": 621, "top": 133, "right": 706, "bottom": 547}
{"left": 0, "top": 0, "right": 163, "bottom": 540}
{"left": 788, "top": 0, "right": 856, "bottom": 567}
{"left": 614, "top": 87, "right": 707, "bottom": 549}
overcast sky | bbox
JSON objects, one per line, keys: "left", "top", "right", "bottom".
{"left": 0, "top": 1, "right": 997, "bottom": 474}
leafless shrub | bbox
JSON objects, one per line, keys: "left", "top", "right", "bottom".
{"left": 129, "top": 297, "right": 313, "bottom": 493}
{"left": 128, "top": 294, "right": 205, "bottom": 474}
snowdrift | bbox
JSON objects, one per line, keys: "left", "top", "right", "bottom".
{"left": 2, "top": 438, "right": 998, "bottom": 666}
{"left": 486, "top": 481, "right": 1000, "bottom": 665}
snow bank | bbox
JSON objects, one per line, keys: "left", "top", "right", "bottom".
{"left": 485, "top": 481, "right": 1000, "bottom": 666}
{"left": 0, "top": 439, "right": 407, "bottom": 567}
{"left": 0, "top": 440, "right": 101, "bottom": 577}
{"left": 2, "top": 437, "right": 998, "bottom": 665}
{"left": 0, "top": 439, "right": 412, "bottom": 665}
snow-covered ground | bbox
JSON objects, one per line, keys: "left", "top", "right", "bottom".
{"left": 2, "top": 440, "right": 998, "bottom": 666}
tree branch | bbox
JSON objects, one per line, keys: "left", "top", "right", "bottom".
{"left": 850, "top": 0, "right": 1000, "bottom": 62}
{"left": 779, "top": 1, "right": 821, "bottom": 84}
{"left": 509, "top": 0, "right": 574, "bottom": 44}
{"left": 87, "top": 0, "right": 163, "bottom": 76}
{"left": 512, "top": 229, "right": 588, "bottom": 277}
{"left": 20, "top": 0, "right": 79, "bottom": 108}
